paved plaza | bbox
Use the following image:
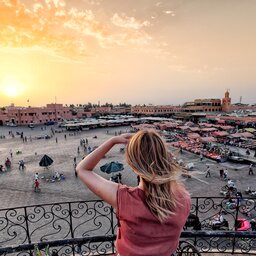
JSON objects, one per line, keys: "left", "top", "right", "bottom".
{"left": 0, "top": 125, "right": 255, "bottom": 209}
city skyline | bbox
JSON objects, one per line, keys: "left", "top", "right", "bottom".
{"left": 0, "top": 0, "right": 256, "bottom": 107}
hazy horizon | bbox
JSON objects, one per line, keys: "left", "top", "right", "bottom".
{"left": 0, "top": 0, "right": 256, "bottom": 106}
{"left": 1, "top": 96, "right": 256, "bottom": 109}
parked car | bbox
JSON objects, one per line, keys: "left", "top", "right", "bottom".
{"left": 35, "top": 134, "right": 51, "bottom": 139}
{"left": 7, "top": 122, "right": 18, "bottom": 127}
{"left": 28, "top": 123, "right": 34, "bottom": 128}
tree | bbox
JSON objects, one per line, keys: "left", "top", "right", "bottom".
{"left": 117, "top": 102, "right": 131, "bottom": 107}
{"left": 83, "top": 102, "right": 93, "bottom": 108}
{"left": 101, "top": 102, "right": 113, "bottom": 108}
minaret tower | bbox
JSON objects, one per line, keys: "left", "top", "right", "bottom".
{"left": 222, "top": 90, "right": 231, "bottom": 112}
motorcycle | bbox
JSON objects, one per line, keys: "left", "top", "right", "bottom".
{"left": 245, "top": 187, "right": 256, "bottom": 197}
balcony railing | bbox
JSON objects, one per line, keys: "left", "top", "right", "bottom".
{"left": 0, "top": 197, "right": 255, "bottom": 255}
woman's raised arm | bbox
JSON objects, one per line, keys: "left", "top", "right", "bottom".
{"left": 76, "top": 134, "right": 131, "bottom": 208}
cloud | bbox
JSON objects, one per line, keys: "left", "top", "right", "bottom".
{"left": 155, "top": 2, "right": 162, "bottom": 7}
{"left": 111, "top": 13, "right": 150, "bottom": 30}
{"left": 163, "top": 10, "right": 176, "bottom": 17}
{"left": 82, "top": 0, "right": 101, "bottom": 6}
{"left": 0, "top": 0, "right": 155, "bottom": 59}
{"left": 33, "top": 3, "right": 43, "bottom": 12}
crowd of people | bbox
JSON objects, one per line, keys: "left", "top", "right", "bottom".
{"left": 0, "top": 129, "right": 96, "bottom": 193}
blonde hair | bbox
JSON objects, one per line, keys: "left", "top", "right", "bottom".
{"left": 126, "top": 129, "right": 187, "bottom": 223}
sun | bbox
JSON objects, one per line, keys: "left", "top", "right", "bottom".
{"left": 4, "top": 84, "right": 18, "bottom": 97}
{"left": 1, "top": 76, "right": 25, "bottom": 98}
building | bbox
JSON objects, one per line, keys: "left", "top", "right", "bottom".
{"left": 0, "top": 103, "right": 72, "bottom": 126}
{"left": 182, "top": 99, "right": 222, "bottom": 113}
{"left": 75, "top": 106, "right": 112, "bottom": 119}
{"left": 230, "top": 103, "right": 256, "bottom": 112}
{"left": 131, "top": 105, "right": 182, "bottom": 115}
{"left": 130, "top": 91, "right": 232, "bottom": 117}
{"left": 182, "top": 90, "right": 232, "bottom": 113}
{"left": 110, "top": 106, "right": 131, "bottom": 114}
{"left": 222, "top": 90, "right": 231, "bottom": 112}
{"left": 75, "top": 106, "right": 131, "bottom": 118}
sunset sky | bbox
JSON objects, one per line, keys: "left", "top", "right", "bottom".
{"left": 0, "top": 0, "right": 256, "bottom": 107}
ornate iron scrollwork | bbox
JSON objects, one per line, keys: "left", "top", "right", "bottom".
{"left": 0, "top": 197, "right": 256, "bottom": 255}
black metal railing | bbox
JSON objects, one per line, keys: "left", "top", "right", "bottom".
{"left": 0, "top": 197, "right": 255, "bottom": 255}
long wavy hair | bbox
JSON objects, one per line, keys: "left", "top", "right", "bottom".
{"left": 126, "top": 129, "right": 188, "bottom": 223}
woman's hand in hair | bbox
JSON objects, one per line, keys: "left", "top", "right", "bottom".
{"left": 112, "top": 133, "right": 132, "bottom": 144}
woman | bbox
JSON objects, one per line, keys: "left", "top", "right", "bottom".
{"left": 77, "top": 129, "right": 191, "bottom": 256}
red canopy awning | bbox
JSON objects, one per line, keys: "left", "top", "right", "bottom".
{"left": 229, "top": 132, "right": 254, "bottom": 138}
{"left": 212, "top": 131, "right": 229, "bottom": 137}
{"left": 178, "top": 126, "right": 190, "bottom": 130}
{"left": 187, "top": 133, "right": 201, "bottom": 139}
{"left": 184, "top": 122, "right": 195, "bottom": 126}
{"left": 199, "top": 123, "right": 214, "bottom": 127}
{"left": 201, "top": 127, "right": 218, "bottom": 132}
{"left": 200, "top": 136, "right": 217, "bottom": 142}
{"left": 240, "top": 132, "right": 254, "bottom": 138}
{"left": 158, "top": 122, "right": 177, "bottom": 130}
{"left": 219, "top": 125, "right": 234, "bottom": 130}
{"left": 229, "top": 133, "right": 242, "bottom": 138}
{"left": 189, "top": 127, "right": 200, "bottom": 132}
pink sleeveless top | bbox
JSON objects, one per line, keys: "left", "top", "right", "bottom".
{"left": 115, "top": 185, "right": 191, "bottom": 256}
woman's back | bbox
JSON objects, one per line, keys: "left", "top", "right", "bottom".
{"left": 76, "top": 130, "right": 191, "bottom": 255}
{"left": 116, "top": 184, "right": 191, "bottom": 256}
